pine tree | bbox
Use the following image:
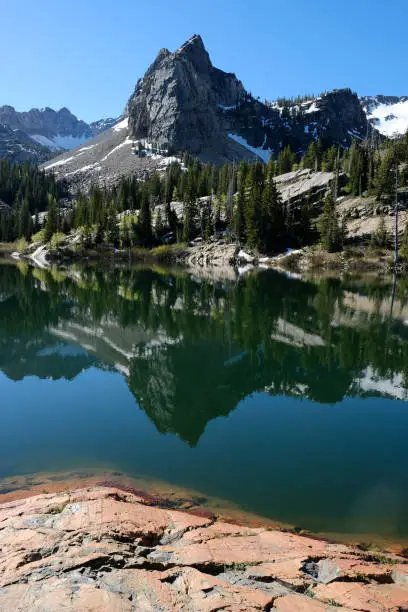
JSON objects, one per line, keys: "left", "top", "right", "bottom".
{"left": 200, "top": 201, "right": 212, "bottom": 241}
{"left": 182, "top": 199, "right": 197, "bottom": 243}
{"left": 244, "top": 162, "right": 264, "bottom": 249}
{"left": 297, "top": 193, "right": 315, "bottom": 246}
{"left": 121, "top": 221, "right": 131, "bottom": 249}
{"left": 138, "top": 188, "right": 153, "bottom": 247}
{"left": 234, "top": 178, "right": 246, "bottom": 242}
{"left": 18, "top": 199, "right": 32, "bottom": 239}
{"left": 302, "top": 142, "right": 317, "bottom": 170}
{"left": 154, "top": 208, "right": 165, "bottom": 240}
{"left": 400, "top": 222, "right": 408, "bottom": 261}
{"left": 106, "top": 204, "right": 119, "bottom": 248}
{"left": 277, "top": 145, "right": 296, "bottom": 175}
{"left": 375, "top": 144, "right": 402, "bottom": 199}
{"left": 371, "top": 215, "right": 390, "bottom": 249}
{"left": 44, "top": 196, "right": 58, "bottom": 242}
{"left": 260, "top": 164, "right": 285, "bottom": 252}
{"left": 349, "top": 141, "right": 368, "bottom": 196}
{"left": 33, "top": 209, "right": 40, "bottom": 234}
{"left": 318, "top": 193, "right": 343, "bottom": 252}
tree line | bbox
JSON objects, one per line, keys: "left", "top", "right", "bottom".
{"left": 0, "top": 159, "right": 67, "bottom": 242}
{"left": 1, "top": 131, "right": 408, "bottom": 255}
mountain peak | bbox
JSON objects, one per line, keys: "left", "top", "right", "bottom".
{"left": 175, "top": 34, "right": 211, "bottom": 72}
{"left": 177, "top": 34, "right": 205, "bottom": 53}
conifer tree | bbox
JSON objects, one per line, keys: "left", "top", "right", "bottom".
{"left": 182, "top": 199, "right": 197, "bottom": 243}
{"left": 106, "top": 204, "right": 119, "bottom": 248}
{"left": 244, "top": 162, "right": 264, "bottom": 249}
{"left": 277, "top": 145, "right": 296, "bottom": 175}
{"left": 318, "top": 193, "right": 343, "bottom": 252}
{"left": 261, "top": 164, "right": 285, "bottom": 252}
{"left": 371, "top": 215, "right": 390, "bottom": 249}
{"left": 121, "top": 221, "right": 131, "bottom": 249}
{"left": 349, "top": 141, "right": 368, "bottom": 196}
{"left": 298, "top": 192, "right": 314, "bottom": 246}
{"left": 138, "top": 188, "right": 153, "bottom": 247}
{"left": 234, "top": 179, "right": 246, "bottom": 242}
{"left": 18, "top": 199, "right": 32, "bottom": 239}
{"left": 200, "top": 201, "right": 212, "bottom": 241}
{"left": 154, "top": 208, "right": 165, "bottom": 240}
{"left": 44, "top": 196, "right": 58, "bottom": 242}
{"left": 400, "top": 222, "right": 408, "bottom": 261}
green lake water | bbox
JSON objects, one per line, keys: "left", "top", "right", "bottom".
{"left": 1, "top": 262, "right": 408, "bottom": 540}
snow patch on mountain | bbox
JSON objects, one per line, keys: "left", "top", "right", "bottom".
{"left": 100, "top": 137, "right": 132, "bottom": 161}
{"left": 305, "top": 101, "right": 319, "bottom": 114}
{"left": 362, "top": 96, "right": 408, "bottom": 137}
{"left": 113, "top": 117, "right": 129, "bottom": 132}
{"left": 30, "top": 133, "right": 90, "bottom": 151}
{"left": 228, "top": 133, "right": 272, "bottom": 163}
{"left": 44, "top": 155, "right": 77, "bottom": 170}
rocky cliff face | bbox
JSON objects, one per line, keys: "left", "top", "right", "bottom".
{"left": 127, "top": 35, "right": 247, "bottom": 160}
{"left": 89, "top": 116, "right": 120, "bottom": 135}
{"left": 0, "top": 123, "right": 51, "bottom": 164}
{"left": 127, "top": 36, "right": 371, "bottom": 163}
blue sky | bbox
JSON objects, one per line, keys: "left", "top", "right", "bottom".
{"left": 1, "top": 0, "right": 407, "bottom": 122}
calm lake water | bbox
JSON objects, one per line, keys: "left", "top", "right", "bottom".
{"left": 1, "top": 261, "right": 408, "bottom": 540}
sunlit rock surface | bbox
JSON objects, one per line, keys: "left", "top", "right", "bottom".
{"left": 0, "top": 487, "right": 407, "bottom": 610}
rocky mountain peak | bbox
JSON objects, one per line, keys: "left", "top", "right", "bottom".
{"left": 126, "top": 37, "right": 372, "bottom": 163}
{"left": 175, "top": 34, "right": 211, "bottom": 72}
{"left": 127, "top": 35, "right": 246, "bottom": 158}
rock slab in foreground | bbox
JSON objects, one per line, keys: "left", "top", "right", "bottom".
{"left": 0, "top": 487, "right": 407, "bottom": 610}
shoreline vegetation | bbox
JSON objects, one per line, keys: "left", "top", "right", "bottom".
{"left": 1, "top": 237, "right": 401, "bottom": 278}
{"left": 1, "top": 131, "right": 408, "bottom": 276}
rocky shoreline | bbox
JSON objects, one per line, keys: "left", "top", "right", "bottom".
{"left": 1, "top": 486, "right": 408, "bottom": 610}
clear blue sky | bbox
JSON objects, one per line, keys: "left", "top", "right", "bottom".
{"left": 1, "top": 0, "right": 407, "bottom": 123}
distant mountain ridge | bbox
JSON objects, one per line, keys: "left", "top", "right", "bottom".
{"left": 0, "top": 105, "right": 119, "bottom": 163}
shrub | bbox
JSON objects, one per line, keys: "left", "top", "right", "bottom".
{"left": 31, "top": 229, "right": 46, "bottom": 244}
{"left": 15, "top": 237, "right": 28, "bottom": 251}
{"left": 50, "top": 233, "right": 67, "bottom": 249}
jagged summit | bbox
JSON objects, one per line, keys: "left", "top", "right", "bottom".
{"left": 174, "top": 34, "right": 212, "bottom": 70}
{"left": 40, "top": 36, "right": 376, "bottom": 187}
{"left": 126, "top": 36, "right": 371, "bottom": 163}
{"left": 127, "top": 35, "right": 246, "bottom": 158}
{"left": 177, "top": 33, "right": 205, "bottom": 51}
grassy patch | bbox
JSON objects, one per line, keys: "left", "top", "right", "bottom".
{"left": 304, "top": 585, "right": 316, "bottom": 598}
{"left": 15, "top": 237, "right": 28, "bottom": 252}
{"left": 131, "top": 244, "right": 187, "bottom": 262}
{"left": 363, "top": 551, "right": 398, "bottom": 565}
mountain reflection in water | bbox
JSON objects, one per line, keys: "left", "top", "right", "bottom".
{"left": 1, "top": 262, "right": 408, "bottom": 538}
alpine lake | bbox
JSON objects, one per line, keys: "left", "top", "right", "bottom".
{"left": 1, "top": 259, "right": 408, "bottom": 547}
